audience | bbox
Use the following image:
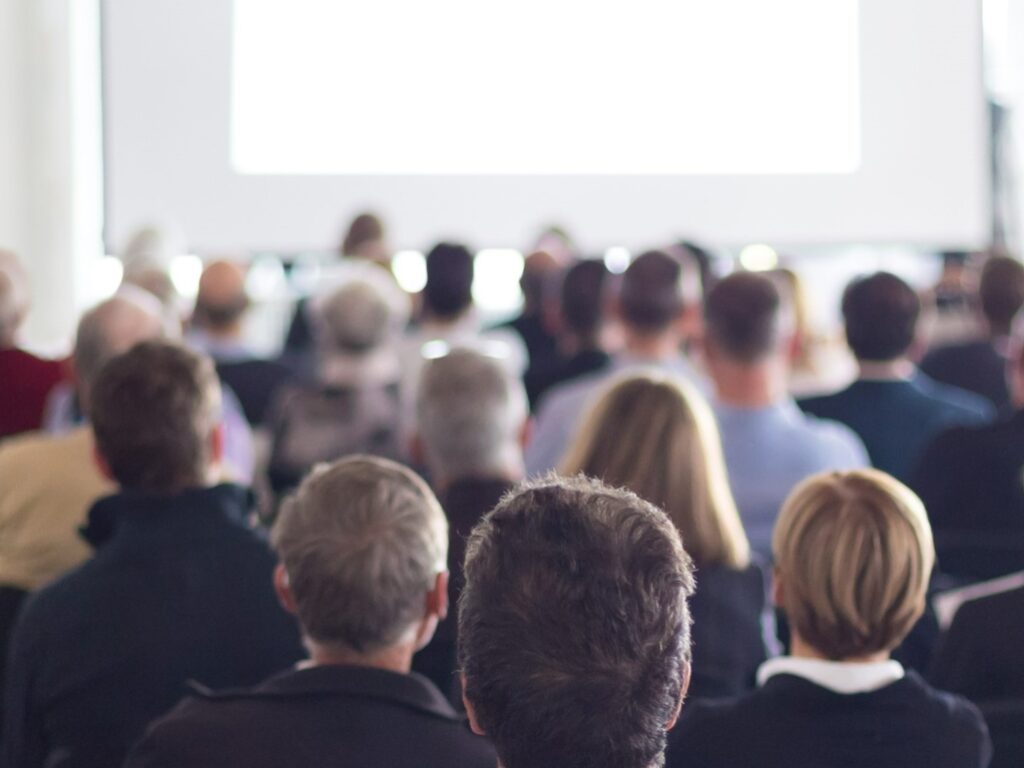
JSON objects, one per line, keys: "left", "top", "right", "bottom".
{"left": 668, "top": 469, "right": 991, "bottom": 768}
{"left": 459, "top": 475, "right": 696, "bottom": 768}
{"left": 0, "top": 251, "right": 66, "bottom": 438}
{"left": 411, "top": 349, "right": 528, "bottom": 699}
{"left": 189, "top": 259, "right": 292, "bottom": 426}
{"left": 268, "top": 276, "right": 405, "bottom": 496}
{"left": 2, "top": 341, "right": 303, "bottom": 768}
{"left": 801, "top": 272, "right": 993, "bottom": 482}
{"left": 702, "top": 272, "right": 868, "bottom": 555}
{"left": 125, "top": 456, "right": 495, "bottom": 768}
{"left": 559, "top": 374, "right": 768, "bottom": 698}
{"left": 526, "top": 249, "right": 705, "bottom": 473}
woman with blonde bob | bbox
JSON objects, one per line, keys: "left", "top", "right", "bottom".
{"left": 560, "top": 373, "right": 768, "bottom": 698}
{"left": 669, "top": 469, "right": 991, "bottom": 768}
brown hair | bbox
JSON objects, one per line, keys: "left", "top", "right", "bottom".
{"left": 979, "top": 255, "right": 1024, "bottom": 336}
{"left": 340, "top": 212, "right": 385, "bottom": 258}
{"left": 773, "top": 469, "right": 935, "bottom": 660}
{"left": 704, "top": 271, "right": 786, "bottom": 364}
{"left": 560, "top": 374, "right": 749, "bottom": 568}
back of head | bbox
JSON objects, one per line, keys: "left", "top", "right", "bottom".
{"left": 772, "top": 469, "right": 935, "bottom": 660}
{"left": 423, "top": 242, "right": 474, "bottom": 320}
{"left": 619, "top": 250, "right": 698, "bottom": 334}
{"left": 341, "top": 212, "right": 386, "bottom": 258}
{"left": 459, "top": 475, "right": 695, "bottom": 768}
{"left": 520, "top": 251, "right": 560, "bottom": 314}
{"left": 704, "top": 271, "right": 786, "bottom": 364}
{"left": 416, "top": 349, "right": 527, "bottom": 481}
{"left": 90, "top": 340, "right": 221, "bottom": 494}
{"left": 317, "top": 279, "right": 394, "bottom": 354}
{"left": 193, "top": 260, "right": 249, "bottom": 332}
{"left": 841, "top": 272, "right": 920, "bottom": 361}
{"left": 561, "top": 259, "right": 609, "bottom": 339}
{"left": 0, "top": 250, "right": 28, "bottom": 346}
{"left": 979, "top": 255, "right": 1024, "bottom": 336}
{"left": 271, "top": 455, "right": 447, "bottom": 653}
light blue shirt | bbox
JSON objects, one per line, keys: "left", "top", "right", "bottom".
{"left": 713, "top": 399, "right": 869, "bottom": 557}
{"left": 525, "top": 353, "right": 708, "bottom": 475}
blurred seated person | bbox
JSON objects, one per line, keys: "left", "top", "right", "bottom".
{"left": 921, "top": 254, "right": 1024, "bottom": 412}
{"left": 526, "top": 249, "right": 707, "bottom": 474}
{"left": 560, "top": 374, "right": 769, "bottom": 698}
{"left": 925, "top": 250, "right": 984, "bottom": 346}
{"left": 458, "top": 475, "right": 695, "bottom": 768}
{"left": 801, "top": 272, "right": 992, "bottom": 483}
{"left": 668, "top": 469, "right": 991, "bottom": 768}
{"left": 411, "top": 349, "right": 528, "bottom": 699}
{"left": 3, "top": 341, "right": 303, "bottom": 768}
{"left": 118, "top": 224, "right": 188, "bottom": 332}
{"left": 268, "top": 275, "right": 406, "bottom": 496}
{"left": 126, "top": 456, "right": 495, "bottom": 768}
{"left": 525, "top": 258, "right": 611, "bottom": 406}
{"left": 188, "top": 259, "right": 291, "bottom": 427}
{"left": 703, "top": 272, "right": 867, "bottom": 556}
{"left": 0, "top": 250, "right": 66, "bottom": 438}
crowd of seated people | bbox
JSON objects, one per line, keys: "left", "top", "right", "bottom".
{"left": 0, "top": 223, "right": 1022, "bottom": 767}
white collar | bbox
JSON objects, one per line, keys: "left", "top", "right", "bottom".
{"left": 757, "top": 656, "right": 905, "bottom": 694}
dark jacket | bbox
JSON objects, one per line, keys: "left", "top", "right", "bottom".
{"left": 800, "top": 374, "right": 993, "bottom": 483}
{"left": 920, "top": 339, "right": 1010, "bottom": 412}
{"left": 667, "top": 671, "right": 991, "bottom": 768}
{"left": 2, "top": 485, "right": 304, "bottom": 768}
{"left": 124, "top": 665, "right": 496, "bottom": 768}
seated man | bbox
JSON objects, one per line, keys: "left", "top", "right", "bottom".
{"left": 703, "top": 271, "right": 868, "bottom": 555}
{"left": 801, "top": 272, "right": 992, "bottom": 482}
{"left": 126, "top": 456, "right": 496, "bottom": 768}
{"left": 668, "top": 469, "right": 991, "bottom": 768}
{"left": 459, "top": 475, "right": 696, "bottom": 768}
{"left": 3, "top": 341, "right": 303, "bottom": 768}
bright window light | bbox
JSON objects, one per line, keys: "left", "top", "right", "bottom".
{"left": 246, "top": 255, "right": 287, "bottom": 300}
{"left": 604, "top": 247, "right": 632, "bottom": 275}
{"left": 739, "top": 244, "right": 780, "bottom": 272}
{"left": 95, "top": 256, "right": 124, "bottom": 300}
{"left": 472, "top": 249, "right": 524, "bottom": 314}
{"left": 392, "top": 250, "right": 427, "bottom": 294}
{"left": 169, "top": 254, "right": 204, "bottom": 298}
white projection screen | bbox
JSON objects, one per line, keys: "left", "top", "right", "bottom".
{"left": 103, "top": 0, "right": 989, "bottom": 252}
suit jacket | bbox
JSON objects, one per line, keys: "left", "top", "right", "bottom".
{"left": 920, "top": 339, "right": 1010, "bottom": 412}
{"left": 2, "top": 485, "right": 304, "bottom": 768}
{"left": 667, "top": 671, "right": 991, "bottom": 768}
{"left": 800, "top": 374, "right": 993, "bottom": 483}
{"left": 124, "top": 665, "right": 496, "bottom": 768}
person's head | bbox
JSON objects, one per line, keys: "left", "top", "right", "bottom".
{"left": 704, "top": 271, "right": 791, "bottom": 368}
{"left": 341, "top": 212, "right": 387, "bottom": 260}
{"left": 978, "top": 255, "right": 1024, "bottom": 337}
{"left": 192, "top": 260, "right": 249, "bottom": 335}
{"left": 271, "top": 455, "right": 448, "bottom": 661}
{"left": 559, "top": 258, "right": 609, "bottom": 346}
{"left": 459, "top": 475, "right": 696, "bottom": 768}
{"left": 841, "top": 272, "right": 921, "bottom": 362}
{"left": 772, "top": 469, "right": 935, "bottom": 661}
{"left": 618, "top": 249, "right": 700, "bottom": 340}
{"left": 90, "top": 340, "right": 223, "bottom": 494}
{"left": 0, "top": 250, "right": 29, "bottom": 347}
{"left": 316, "top": 279, "right": 395, "bottom": 356}
{"left": 73, "top": 289, "right": 166, "bottom": 412}
{"left": 519, "top": 250, "right": 560, "bottom": 315}
{"left": 1005, "top": 309, "right": 1024, "bottom": 409}
{"left": 415, "top": 349, "right": 528, "bottom": 486}
{"left": 560, "top": 374, "right": 748, "bottom": 568}
{"left": 423, "top": 242, "right": 474, "bottom": 321}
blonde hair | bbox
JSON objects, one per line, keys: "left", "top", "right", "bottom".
{"left": 559, "top": 373, "right": 749, "bottom": 568}
{"left": 773, "top": 469, "right": 935, "bottom": 660}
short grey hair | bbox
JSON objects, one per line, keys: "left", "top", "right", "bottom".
{"left": 317, "top": 280, "right": 393, "bottom": 353}
{"left": 271, "top": 455, "right": 448, "bottom": 653}
{"left": 416, "top": 349, "right": 528, "bottom": 480}
{"left": 74, "top": 287, "right": 166, "bottom": 392}
{"left": 0, "top": 250, "right": 28, "bottom": 343}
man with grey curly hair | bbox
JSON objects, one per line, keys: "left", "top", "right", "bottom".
{"left": 126, "top": 455, "right": 495, "bottom": 768}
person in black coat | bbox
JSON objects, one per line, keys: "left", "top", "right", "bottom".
{"left": 559, "top": 374, "right": 768, "bottom": 699}
{"left": 126, "top": 456, "right": 495, "bottom": 768}
{"left": 668, "top": 469, "right": 991, "bottom": 768}
{"left": 2, "top": 342, "right": 304, "bottom": 768}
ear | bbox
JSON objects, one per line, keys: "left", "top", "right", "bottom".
{"left": 771, "top": 567, "right": 784, "bottom": 608}
{"left": 273, "top": 563, "right": 299, "bottom": 616}
{"left": 209, "top": 422, "right": 225, "bottom": 466}
{"left": 518, "top": 418, "right": 533, "bottom": 452}
{"left": 91, "top": 437, "right": 115, "bottom": 483}
{"left": 427, "top": 570, "right": 449, "bottom": 622}
{"left": 409, "top": 433, "right": 426, "bottom": 468}
{"left": 665, "top": 662, "right": 691, "bottom": 731}
{"left": 462, "top": 675, "right": 487, "bottom": 736}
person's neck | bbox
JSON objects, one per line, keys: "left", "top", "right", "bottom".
{"left": 306, "top": 639, "right": 415, "bottom": 675}
{"left": 790, "top": 633, "right": 890, "bottom": 664}
{"left": 622, "top": 329, "right": 682, "bottom": 361}
{"left": 202, "top": 324, "right": 243, "bottom": 343}
{"left": 712, "top": 361, "right": 785, "bottom": 409}
{"left": 433, "top": 462, "right": 523, "bottom": 495}
{"left": 857, "top": 358, "right": 914, "bottom": 381}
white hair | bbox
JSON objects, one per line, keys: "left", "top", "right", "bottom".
{"left": 74, "top": 287, "right": 166, "bottom": 389}
{"left": 416, "top": 348, "right": 528, "bottom": 480}
{"left": 0, "top": 250, "right": 29, "bottom": 343}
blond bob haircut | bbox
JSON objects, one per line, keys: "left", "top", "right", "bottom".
{"left": 560, "top": 373, "right": 749, "bottom": 569}
{"left": 773, "top": 469, "right": 935, "bottom": 660}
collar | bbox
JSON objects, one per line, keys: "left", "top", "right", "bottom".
{"left": 189, "top": 664, "right": 464, "bottom": 722}
{"left": 757, "top": 656, "right": 904, "bottom": 694}
{"left": 714, "top": 397, "right": 802, "bottom": 420}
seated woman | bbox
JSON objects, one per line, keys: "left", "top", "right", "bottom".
{"left": 668, "top": 469, "right": 992, "bottom": 768}
{"left": 560, "top": 374, "right": 768, "bottom": 699}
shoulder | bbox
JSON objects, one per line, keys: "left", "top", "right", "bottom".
{"left": 795, "top": 412, "right": 867, "bottom": 460}
{"left": 916, "top": 375, "right": 994, "bottom": 420}
{"left": 798, "top": 386, "right": 852, "bottom": 416}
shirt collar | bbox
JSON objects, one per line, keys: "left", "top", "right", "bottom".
{"left": 757, "top": 656, "right": 905, "bottom": 694}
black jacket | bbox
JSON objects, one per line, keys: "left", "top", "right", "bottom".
{"left": 667, "top": 671, "right": 991, "bottom": 768}
{"left": 124, "top": 665, "right": 497, "bottom": 768}
{"left": 1, "top": 485, "right": 304, "bottom": 768}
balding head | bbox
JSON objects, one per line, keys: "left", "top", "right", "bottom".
{"left": 0, "top": 250, "right": 29, "bottom": 346}
{"left": 74, "top": 288, "right": 165, "bottom": 411}
{"left": 193, "top": 260, "right": 249, "bottom": 334}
